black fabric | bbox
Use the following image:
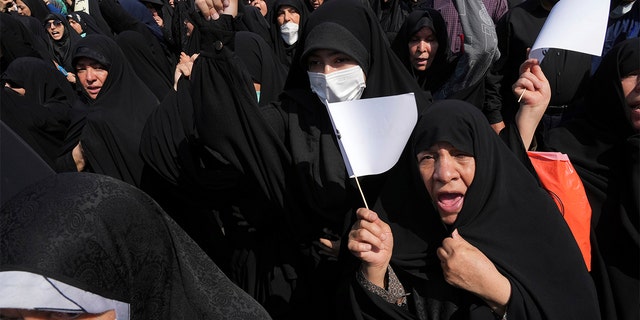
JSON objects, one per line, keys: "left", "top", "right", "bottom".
{"left": 542, "top": 37, "right": 640, "bottom": 320}
{"left": 1, "top": 56, "right": 77, "bottom": 109}
{"left": 11, "top": 13, "right": 54, "bottom": 54}
{"left": 346, "top": 100, "right": 601, "bottom": 319}
{"left": 0, "top": 13, "right": 51, "bottom": 73}
{"left": 57, "top": 34, "right": 158, "bottom": 187}
{"left": 0, "top": 57, "right": 75, "bottom": 165}
{"left": 43, "top": 12, "right": 83, "bottom": 72}
{"left": 238, "top": 4, "right": 273, "bottom": 50}
{"left": 115, "top": 30, "right": 173, "bottom": 101}
{"left": 0, "top": 172, "right": 273, "bottom": 319}
{"left": 0, "top": 120, "right": 55, "bottom": 206}
{"left": 369, "top": 0, "right": 412, "bottom": 43}
{"left": 98, "top": 0, "right": 174, "bottom": 64}
{"left": 234, "top": 30, "right": 287, "bottom": 107}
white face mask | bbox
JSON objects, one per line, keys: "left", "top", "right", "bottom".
{"left": 307, "top": 65, "right": 366, "bottom": 104}
{"left": 280, "top": 22, "right": 299, "bottom": 45}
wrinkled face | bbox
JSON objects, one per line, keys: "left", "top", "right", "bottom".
{"left": 622, "top": 71, "right": 640, "bottom": 131}
{"left": 408, "top": 26, "right": 439, "bottom": 72}
{"left": 67, "top": 18, "right": 83, "bottom": 35}
{"left": 45, "top": 19, "right": 65, "bottom": 41}
{"left": 250, "top": 0, "right": 268, "bottom": 16}
{"left": 417, "top": 141, "right": 475, "bottom": 225}
{"left": 276, "top": 5, "right": 300, "bottom": 26}
{"left": 307, "top": 49, "right": 359, "bottom": 75}
{"left": 15, "top": 0, "right": 30, "bottom": 16}
{"left": 0, "top": 309, "right": 116, "bottom": 320}
{"left": 308, "top": 0, "right": 323, "bottom": 10}
{"left": 75, "top": 57, "right": 109, "bottom": 100}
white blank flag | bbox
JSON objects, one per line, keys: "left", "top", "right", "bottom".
{"left": 530, "top": 0, "right": 609, "bottom": 62}
{"left": 326, "top": 93, "right": 417, "bottom": 178}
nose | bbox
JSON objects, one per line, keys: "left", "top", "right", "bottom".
{"left": 284, "top": 11, "right": 292, "bottom": 22}
{"left": 85, "top": 68, "right": 97, "bottom": 82}
{"left": 418, "top": 41, "right": 429, "bottom": 53}
{"left": 433, "top": 154, "right": 457, "bottom": 183}
{"left": 322, "top": 64, "right": 337, "bottom": 75}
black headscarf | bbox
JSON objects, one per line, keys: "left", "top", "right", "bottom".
{"left": 59, "top": 34, "right": 158, "bottom": 187}
{"left": 543, "top": 37, "right": 640, "bottom": 320}
{"left": 391, "top": 9, "right": 453, "bottom": 94}
{"left": 0, "top": 120, "right": 55, "bottom": 206}
{"left": 408, "top": 100, "right": 600, "bottom": 319}
{"left": 115, "top": 30, "right": 173, "bottom": 101}
{"left": 1, "top": 56, "right": 76, "bottom": 109}
{"left": 67, "top": 11, "right": 105, "bottom": 36}
{"left": 234, "top": 30, "right": 287, "bottom": 107}
{"left": 20, "top": 0, "right": 50, "bottom": 21}
{"left": 0, "top": 172, "right": 273, "bottom": 319}
{"left": 0, "top": 13, "right": 52, "bottom": 73}
{"left": 1, "top": 57, "right": 75, "bottom": 166}
{"left": 43, "top": 12, "right": 83, "bottom": 72}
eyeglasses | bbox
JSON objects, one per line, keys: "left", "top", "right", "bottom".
{"left": 44, "top": 20, "right": 63, "bottom": 28}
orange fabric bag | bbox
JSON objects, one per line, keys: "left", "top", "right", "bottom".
{"left": 527, "top": 151, "right": 592, "bottom": 271}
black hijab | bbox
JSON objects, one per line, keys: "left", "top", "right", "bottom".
{"left": 67, "top": 11, "right": 105, "bottom": 36}
{"left": 20, "top": 0, "right": 50, "bottom": 21}
{"left": 43, "top": 12, "right": 82, "bottom": 72}
{"left": 0, "top": 120, "right": 55, "bottom": 206}
{"left": 60, "top": 34, "right": 158, "bottom": 187}
{"left": 234, "top": 30, "right": 287, "bottom": 107}
{"left": 0, "top": 13, "right": 53, "bottom": 73}
{"left": 115, "top": 30, "right": 173, "bottom": 101}
{"left": 543, "top": 37, "right": 640, "bottom": 320}
{"left": 409, "top": 100, "right": 600, "bottom": 319}
{"left": 0, "top": 172, "right": 273, "bottom": 319}
{"left": 391, "top": 9, "right": 452, "bottom": 94}
{"left": 1, "top": 57, "right": 75, "bottom": 166}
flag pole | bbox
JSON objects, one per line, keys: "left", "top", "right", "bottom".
{"left": 354, "top": 176, "right": 369, "bottom": 209}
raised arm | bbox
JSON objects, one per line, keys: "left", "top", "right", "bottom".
{"left": 512, "top": 58, "right": 551, "bottom": 150}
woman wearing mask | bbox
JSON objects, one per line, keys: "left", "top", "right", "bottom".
{"left": 140, "top": 0, "right": 430, "bottom": 317}
{"left": 269, "top": 0, "right": 306, "bottom": 68}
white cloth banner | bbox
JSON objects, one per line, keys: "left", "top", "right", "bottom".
{"left": 325, "top": 93, "right": 417, "bottom": 178}
{"left": 530, "top": 0, "right": 609, "bottom": 62}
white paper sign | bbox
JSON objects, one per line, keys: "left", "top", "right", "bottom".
{"left": 325, "top": 93, "right": 417, "bottom": 178}
{"left": 530, "top": 0, "right": 609, "bottom": 62}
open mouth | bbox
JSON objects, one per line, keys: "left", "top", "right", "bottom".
{"left": 436, "top": 192, "right": 464, "bottom": 213}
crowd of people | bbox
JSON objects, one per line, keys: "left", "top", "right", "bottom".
{"left": 0, "top": 0, "right": 638, "bottom": 319}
